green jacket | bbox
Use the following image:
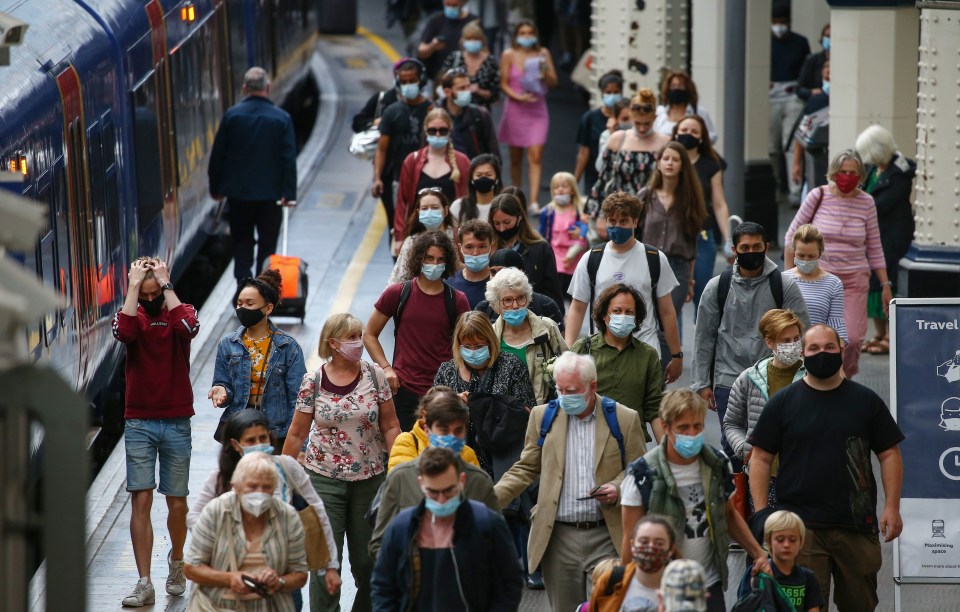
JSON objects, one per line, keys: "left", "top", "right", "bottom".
{"left": 627, "top": 444, "right": 733, "bottom": 589}
{"left": 493, "top": 311, "right": 567, "bottom": 404}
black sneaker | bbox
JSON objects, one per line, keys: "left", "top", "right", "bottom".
{"left": 526, "top": 572, "right": 545, "bottom": 590}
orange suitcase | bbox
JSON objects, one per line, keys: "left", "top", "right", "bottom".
{"left": 264, "top": 204, "right": 307, "bottom": 322}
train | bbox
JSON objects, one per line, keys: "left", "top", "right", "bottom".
{"left": 0, "top": 0, "right": 322, "bottom": 454}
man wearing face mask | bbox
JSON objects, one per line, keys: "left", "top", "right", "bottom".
{"left": 692, "top": 222, "right": 809, "bottom": 471}
{"left": 748, "top": 324, "right": 904, "bottom": 611}
{"left": 437, "top": 70, "right": 500, "bottom": 160}
{"left": 495, "top": 352, "right": 645, "bottom": 612}
{"left": 372, "top": 447, "right": 523, "bottom": 610}
{"left": 769, "top": 2, "right": 810, "bottom": 206}
{"left": 417, "top": 0, "right": 477, "bottom": 78}
{"left": 621, "top": 390, "right": 770, "bottom": 612}
{"left": 113, "top": 257, "right": 199, "bottom": 606}
{"left": 446, "top": 220, "right": 495, "bottom": 307}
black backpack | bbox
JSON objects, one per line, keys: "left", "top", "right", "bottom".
{"left": 731, "top": 572, "right": 796, "bottom": 612}
{"left": 394, "top": 279, "right": 458, "bottom": 335}
{"left": 716, "top": 267, "right": 784, "bottom": 318}
{"left": 586, "top": 243, "right": 661, "bottom": 333}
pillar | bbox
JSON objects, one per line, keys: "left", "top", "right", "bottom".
{"left": 691, "top": 1, "right": 726, "bottom": 137}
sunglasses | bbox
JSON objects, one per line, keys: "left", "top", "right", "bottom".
{"left": 444, "top": 67, "right": 467, "bottom": 78}
{"left": 630, "top": 103, "right": 654, "bottom": 113}
{"left": 418, "top": 187, "right": 444, "bottom": 195}
{"left": 426, "top": 127, "right": 451, "bottom": 136}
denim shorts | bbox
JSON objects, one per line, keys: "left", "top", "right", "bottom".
{"left": 124, "top": 418, "right": 192, "bottom": 496}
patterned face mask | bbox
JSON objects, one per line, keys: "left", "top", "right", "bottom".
{"left": 631, "top": 543, "right": 672, "bottom": 573}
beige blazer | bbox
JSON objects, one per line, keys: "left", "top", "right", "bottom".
{"left": 494, "top": 396, "right": 645, "bottom": 571}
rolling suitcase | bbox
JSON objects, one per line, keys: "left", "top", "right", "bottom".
{"left": 265, "top": 203, "right": 308, "bottom": 322}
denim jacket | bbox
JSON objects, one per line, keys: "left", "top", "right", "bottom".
{"left": 212, "top": 323, "right": 306, "bottom": 439}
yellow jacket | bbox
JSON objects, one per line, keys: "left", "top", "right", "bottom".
{"left": 387, "top": 418, "right": 481, "bottom": 471}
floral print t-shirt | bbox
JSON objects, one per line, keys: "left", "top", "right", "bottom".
{"left": 295, "top": 361, "right": 392, "bottom": 481}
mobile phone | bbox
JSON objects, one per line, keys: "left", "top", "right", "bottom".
{"left": 242, "top": 575, "right": 271, "bottom": 598}
{"left": 576, "top": 485, "right": 602, "bottom": 501}
{"left": 436, "top": 35, "right": 447, "bottom": 43}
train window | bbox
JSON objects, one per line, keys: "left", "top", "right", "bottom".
{"left": 102, "top": 123, "right": 120, "bottom": 251}
{"left": 40, "top": 231, "right": 58, "bottom": 345}
{"left": 88, "top": 129, "right": 108, "bottom": 267}
{"left": 103, "top": 123, "right": 116, "bottom": 170}
{"left": 53, "top": 166, "right": 71, "bottom": 315}
{"left": 131, "top": 79, "right": 164, "bottom": 237}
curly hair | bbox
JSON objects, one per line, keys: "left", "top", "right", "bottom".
{"left": 646, "top": 142, "right": 707, "bottom": 240}
{"left": 592, "top": 283, "right": 646, "bottom": 337}
{"left": 660, "top": 70, "right": 700, "bottom": 111}
{"left": 601, "top": 191, "right": 643, "bottom": 221}
{"left": 405, "top": 229, "right": 458, "bottom": 280}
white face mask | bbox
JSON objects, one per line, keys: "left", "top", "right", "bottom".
{"left": 240, "top": 491, "right": 273, "bottom": 517}
{"left": 554, "top": 193, "right": 571, "bottom": 206}
{"left": 794, "top": 258, "right": 819, "bottom": 274}
{"left": 772, "top": 24, "right": 789, "bottom": 38}
{"left": 775, "top": 340, "right": 803, "bottom": 367}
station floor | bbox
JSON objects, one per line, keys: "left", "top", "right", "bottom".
{"left": 38, "top": 0, "right": 960, "bottom": 609}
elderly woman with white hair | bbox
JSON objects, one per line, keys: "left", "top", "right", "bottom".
{"left": 184, "top": 452, "right": 308, "bottom": 611}
{"left": 855, "top": 125, "right": 917, "bottom": 355}
{"left": 783, "top": 149, "right": 891, "bottom": 378}
{"left": 485, "top": 266, "right": 567, "bottom": 404}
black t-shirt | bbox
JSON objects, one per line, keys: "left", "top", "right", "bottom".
{"left": 770, "top": 32, "right": 811, "bottom": 82}
{"left": 379, "top": 100, "right": 432, "bottom": 180}
{"left": 693, "top": 155, "right": 724, "bottom": 234}
{"left": 772, "top": 561, "right": 825, "bottom": 611}
{"left": 749, "top": 379, "right": 904, "bottom": 531}
{"left": 419, "top": 12, "right": 478, "bottom": 78}
{"left": 576, "top": 108, "right": 608, "bottom": 192}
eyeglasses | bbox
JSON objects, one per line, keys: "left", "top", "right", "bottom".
{"left": 426, "top": 127, "right": 451, "bottom": 136}
{"left": 499, "top": 295, "right": 528, "bottom": 308}
{"left": 418, "top": 187, "right": 444, "bottom": 195}
{"left": 630, "top": 103, "right": 654, "bottom": 113}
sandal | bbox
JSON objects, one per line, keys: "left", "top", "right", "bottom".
{"left": 865, "top": 339, "right": 889, "bottom": 355}
{"left": 861, "top": 336, "right": 884, "bottom": 351}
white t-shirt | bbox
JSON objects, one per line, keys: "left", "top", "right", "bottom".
{"left": 450, "top": 198, "right": 491, "bottom": 224}
{"left": 620, "top": 576, "right": 659, "bottom": 612}
{"left": 619, "top": 459, "right": 721, "bottom": 587}
{"left": 568, "top": 240, "right": 678, "bottom": 356}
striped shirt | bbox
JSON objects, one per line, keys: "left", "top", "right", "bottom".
{"left": 185, "top": 492, "right": 308, "bottom": 611}
{"left": 784, "top": 270, "right": 848, "bottom": 340}
{"left": 556, "top": 410, "right": 602, "bottom": 523}
{"left": 785, "top": 188, "right": 885, "bottom": 274}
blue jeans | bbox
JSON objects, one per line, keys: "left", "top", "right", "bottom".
{"left": 713, "top": 386, "right": 742, "bottom": 473}
{"left": 124, "top": 418, "right": 192, "bottom": 496}
{"left": 693, "top": 229, "right": 717, "bottom": 321}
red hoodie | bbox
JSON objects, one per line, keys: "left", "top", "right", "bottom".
{"left": 112, "top": 303, "right": 199, "bottom": 419}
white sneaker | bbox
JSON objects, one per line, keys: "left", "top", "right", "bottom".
{"left": 122, "top": 578, "right": 155, "bottom": 607}
{"left": 528, "top": 202, "right": 541, "bottom": 215}
{"left": 166, "top": 550, "right": 186, "bottom": 596}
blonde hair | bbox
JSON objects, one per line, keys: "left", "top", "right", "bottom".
{"left": 591, "top": 558, "right": 620, "bottom": 583}
{"left": 132, "top": 256, "right": 157, "bottom": 280}
{"left": 318, "top": 313, "right": 363, "bottom": 359}
{"left": 231, "top": 452, "right": 277, "bottom": 489}
{"left": 659, "top": 389, "right": 707, "bottom": 425}
{"left": 791, "top": 223, "right": 824, "bottom": 254}
{"left": 424, "top": 107, "right": 460, "bottom": 183}
{"left": 549, "top": 171, "right": 585, "bottom": 214}
{"left": 763, "top": 510, "right": 806, "bottom": 547}
{"left": 451, "top": 311, "right": 500, "bottom": 370}
{"left": 460, "top": 20, "right": 487, "bottom": 49}
{"left": 630, "top": 88, "right": 657, "bottom": 117}
{"left": 758, "top": 309, "right": 804, "bottom": 343}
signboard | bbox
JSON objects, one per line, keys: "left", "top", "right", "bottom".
{"left": 891, "top": 299, "right": 960, "bottom": 587}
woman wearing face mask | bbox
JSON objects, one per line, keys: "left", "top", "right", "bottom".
{"left": 392, "top": 108, "right": 470, "bottom": 254}
{"left": 574, "top": 70, "right": 624, "bottom": 195}
{"left": 784, "top": 224, "right": 847, "bottom": 341}
{"left": 450, "top": 153, "right": 502, "bottom": 224}
{"left": 784, "top": 149, "right": 890, "bottom": 378}
{"left": 282, "top": 313, "right": 400, "bottom": 612}
{"left": 595, "top": 98, "right": 632, "bottom": 173}
{"left": 589, "top": 89, "right": 670, "bottom": 217}
{"left": 588, "top": 515, "right": 678, "bottom": 612}
{"left": 538, "top": 172, "right": 589, "bottom": 294}
{"left": 498, "top": 20, "right": 558, "bottom": 210}
{"left": 723, "top": 309, "right": 807, "bottom": 512}
{"left": 652, "top": 71, "right": 717, "bottom": 142}
{"left": 184, "top": 452, "right": 309, "bottom": 612}
{"left": 388, "top": 190, "right": 456, "bottom": 286}
{"left": 440, "top": 21, "right": 501, "bottom": 108}
{"left": 209, "top": 270, "right": 306, "bottom": 451}
{"left": 489, "top": 192, "right": 565, "bottom": 314}
{"left": 188, "top": 410, "right": 341, "bottom": 608}
{"left": 486, "top": 267, "right": 566, "bottom": 404}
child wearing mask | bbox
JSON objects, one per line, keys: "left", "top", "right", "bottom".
{"left": 538, "top": 171, "right": 589, "bottom": 294}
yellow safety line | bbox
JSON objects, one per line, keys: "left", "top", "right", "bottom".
{"left": 305, "top": 27, "right": 399, "bottom": 369}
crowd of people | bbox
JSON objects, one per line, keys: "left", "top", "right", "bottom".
{"left": 110, "top": 2, "right": 917, "bottom": 611}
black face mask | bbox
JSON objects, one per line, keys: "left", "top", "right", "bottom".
{"left": 139, "top": 295, "right": 165, "bottom": 317}
{"left": 676, "top": 133, "right": 701, "bottom": 151}
{"left": 495, "top": 225, "right": 520, "bottom": 241}
{"left": 737, "top": 250, "right": 766, "bottom": 271}
{"left": 471, "top": 177, "right": 497, "bottom": 194}
{"left": 236, "top": 306, "right": 266, "bottom": 328}
{"left": 804, "top": 350, "right": 843, "bottom": 379}
{"left": 667, "top": 89, "right": 690, "bottom": 105}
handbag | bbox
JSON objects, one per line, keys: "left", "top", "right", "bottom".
{"left": 187, "top": 502, "right": 240, "bottom": 612}
{"left": 214, "top": 333, "right": 274, "bottom": 442}
{"left": 732, "top": 448, "right": 753, "bottom": 520}
{"left": 349, "top": 92, "right": 385, "bottom": 160}
{"left": 277, "top": 459, "right": 331, "bottom": 571}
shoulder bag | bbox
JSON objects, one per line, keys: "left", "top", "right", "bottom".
{"left": 277, "top": 458, "right": 332, "bottom": 571}
{"left": 349, "top": 92, "right": 385, "bottom": 160}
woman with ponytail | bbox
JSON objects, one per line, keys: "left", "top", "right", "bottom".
{"left": 393, "top": 108, "right": 470, "bottom": 254}
{"left": 209, "top": 270, "right": 307, "bottom": 452}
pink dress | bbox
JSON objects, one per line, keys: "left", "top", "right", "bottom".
{"left": 498, "top": 59, "right": 549, "bottom": 147}
{"left": 549, "top": 207, "right": 587, "bottom": 275}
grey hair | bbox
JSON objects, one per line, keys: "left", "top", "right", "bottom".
{"left": 826, "top": 148, "right": 865, "bottom": 183}
{"left": 855, "top": 125, "right": 897, "bottom": 166}
{"left": 552, "top": 351, "right": 597, "bottom": 387}
{"left": 484, "top": 266, "right": 533, "bottom": 313}
{"left": 231, "top": 451, "right": 277, "bottom": 489}
{"left": 243, "top": 67, "right": 270, "bottom": 92}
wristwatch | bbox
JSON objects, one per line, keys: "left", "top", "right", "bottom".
{"left": 277, "top": 576, "right": 286, "bottom": 590}
{"left": 161, "top": 282, "right": 174, "bottom": 292}
{"left": 671, "top": 352, "right": 684, "bottom": 359}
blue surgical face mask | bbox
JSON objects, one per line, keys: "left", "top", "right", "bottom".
{"left": 429, "top": 432, "right": 466, "bottom": 454}
{"left": 463, "top": 252, "right": 490, "bottom": 272}
{"left": 558, "top": 392, "right": 589, "bottom": 416}
{"left": 427, "top": 135, "right": 449, "bottom": 149}
{"left": 421, "top": 263, "right": 446, "bottom": 281}
{"left": 821, "top": 36, "right": 830, "bottom": 51}
{"left": 460, "top": 345, "right": 490, "bottom": 368}
{"left": 516, "top": 36, "right": 538, "bottom": 49}
{"left": 602, "top": 93, "right": 622, "bottom": 109}
{"left": 672, "top": 432, "right": 704, "bottom": 459}
{"left": 502, "top": 307, "right": 528, "bottom": 327}
{"left": 419, "top": 209, "right": 444, "bottom": 229}
{"left": 463, "top": 40, "right": 483, "bottom": 54}
{"left": 443, "top": 5, "right": 460, "bottom": 19}
{"left": 400, "top": 83, "right": 420, "bottom": 100}
{"left": 607, "top": 225, "right": 633, "bottom": 245}
{"left": 607, "top": 314, "right": 636, "bottom": 338}
{"left": 425, "top": 493, "right": 462, "bottom": 518}
{"left": 454, "top": 90, "right": 473, "bottom": 107}
{"left": 821, "top": 80, "right": 830, "bottom": 96}
{"left": 242, "top": 443, "right": 274, "bottom": 455}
